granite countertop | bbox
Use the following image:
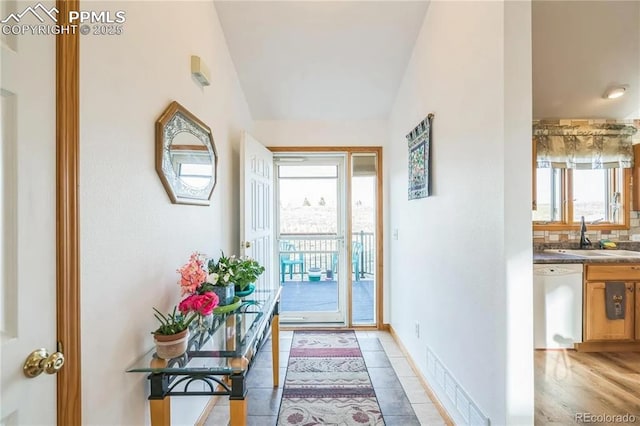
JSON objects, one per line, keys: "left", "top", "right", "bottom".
{"left": 534, "top": 249, "right": 640, "bottom": 264}
{"left": 534, "top": 253, "right": 640, "bottom": 264}
{"left": 534, "top": 251, "right": 587, "bottom": 264}
{"left": 533, "top": 242, "right": 640, "bottom": 264}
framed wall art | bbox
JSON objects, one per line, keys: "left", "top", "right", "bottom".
{"left": 407, "top": 113, "right": 434, "bottom": 200}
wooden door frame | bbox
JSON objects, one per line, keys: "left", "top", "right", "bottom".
{"left": 268, "top": 146, "right": 384, "bottom": 329}
{"left": 57, "top": 1, "right": 81, "bottom": 424}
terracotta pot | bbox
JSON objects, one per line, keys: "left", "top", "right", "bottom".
{"left": 153, "top": 328, "right": 189, "bottom": 360}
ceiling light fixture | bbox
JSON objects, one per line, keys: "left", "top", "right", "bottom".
{"left": 603, "top": 85, "right": 627, "bottom": 99}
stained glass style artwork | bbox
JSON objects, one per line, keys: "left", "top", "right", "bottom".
{"left": 406, "top": 114, "right": 433, "bottom": 200}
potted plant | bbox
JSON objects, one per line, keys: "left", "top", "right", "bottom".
{"left": 152, "top": 306, "right": 195, "bottom": 359}
{"left": 233, "top": 257, "right": 265, "bottom": 292}
{"left": 207, "top": 252, "right": 238, "bottom": 306}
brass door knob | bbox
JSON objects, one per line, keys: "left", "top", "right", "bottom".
{"left": 244, "top": 241, "right": 251, "bottom": 248}
{"left": 23, "top": 348, "right": 65, "bottom": 378}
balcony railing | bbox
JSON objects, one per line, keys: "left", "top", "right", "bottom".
{"left": 279, "top": 232, "right": 375, "bottom": 279}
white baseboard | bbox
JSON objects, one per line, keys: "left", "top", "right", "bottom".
{"left": 388, "top": 325, "right": 455, "bottom": 425}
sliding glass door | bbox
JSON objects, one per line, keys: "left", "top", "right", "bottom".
{"left": 274, "top": 149, "right": 382, "bottom": 327}
{"left": 350, "top": 153, "right": 378, "bottom": 326}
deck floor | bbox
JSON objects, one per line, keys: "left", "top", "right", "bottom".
{"left": 280, "top": 278, "right": 375, "bottom": 324}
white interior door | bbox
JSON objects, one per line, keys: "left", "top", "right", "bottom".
{"left": 1, "top": 1, "right": 58, "bottom": 423}
{"left": 240, "top": 131, "right": 275, "bottom": 295}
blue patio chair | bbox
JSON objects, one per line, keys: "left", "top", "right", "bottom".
{"left": 280, "top": 241, "right": 305, "bottom": 282}
{"left": 331, "top": 241, "right": 363, "bottom": 281}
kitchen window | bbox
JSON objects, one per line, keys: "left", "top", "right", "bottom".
{"left": 532, "top": 167, "right": 630, "bottom": 230}
{"left": 532, "top": 122, "right": 637, "bottom": 231}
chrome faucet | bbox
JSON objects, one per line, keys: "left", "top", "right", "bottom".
{"left": 580, "top": 216, "right": 591, "bottom": 249}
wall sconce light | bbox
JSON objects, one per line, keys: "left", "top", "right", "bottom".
{"left": 603, "top": 85, "right": 628, "bottom": 99}
{"left": 191, "top": 55, "right": 211, "bottom": 87}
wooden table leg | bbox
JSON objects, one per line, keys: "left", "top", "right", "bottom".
{"left": 149, "top": 359, "right": 170, "bottom": 426}
{"left": 229, "top": 369, "right": 248, "bottom": 426}
{"left": 150, "top": 397, "right": 170, "bottom": 426}
{"left": 230, "top": 398, "right": 247, "bottom": 426}
{"left": 271, "top": 313, "right": 280, "bottom": 387}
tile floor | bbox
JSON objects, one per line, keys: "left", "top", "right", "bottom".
{"left": 203, "top": 330, "right": 447, "bottom": 426}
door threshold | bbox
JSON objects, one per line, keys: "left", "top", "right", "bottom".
{"left": 280, "top": 322, "right": 347, "bottom": 329}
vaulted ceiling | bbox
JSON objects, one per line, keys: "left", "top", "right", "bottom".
{"left": 214, "top": 1, "right": 430, "bottom": 120}
{"left": 215, "top": 1, "right": 640, "bottom": 122}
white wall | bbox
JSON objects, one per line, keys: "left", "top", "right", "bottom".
{"left": 503, "top": 2, "right": 534, "bottom": 424}
{"left": 79, "top": 2, "right": 252, "bottom": 424}
{"left": 253, "top": 120, "right": 387, "bottom": 147}
{"left": 386, "top": 1, "right": 532, "bottom": 425}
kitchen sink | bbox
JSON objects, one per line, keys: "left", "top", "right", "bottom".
{"left": 544, "top": 249, "right": 640, "bottom": 258}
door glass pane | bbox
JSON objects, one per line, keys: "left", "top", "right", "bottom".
{"left": 573, "top": 169, "right": 606, "bottom": 222}
{"left": 351, "top": 154, "right": 376, "bottom": 325}
{"left": 279, "top": 165, "right": 338, "bottom": 234}
{"left": 278, "top": 161, "right": 343, "bottom": 322}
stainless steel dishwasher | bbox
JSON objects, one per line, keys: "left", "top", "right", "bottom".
{"left": 533, "top": 263, "right": 583, "bottom": 349}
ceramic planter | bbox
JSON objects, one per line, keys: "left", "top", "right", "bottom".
{"left": 153, "top": 328, "right": 189, "bottom": 360}
{"left": 212, "top": 285, "right": 235, "bottom": 306}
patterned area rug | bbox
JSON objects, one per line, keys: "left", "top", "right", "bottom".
{"left": 277, "top": 330, "right": 384, "bottom": 425}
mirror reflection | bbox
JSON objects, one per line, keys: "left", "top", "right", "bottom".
{"left": 169, "top": 132, "right": 213, "bottom": 190}
{"left": 156, "top": 101, "right": 218, "bottom": 205}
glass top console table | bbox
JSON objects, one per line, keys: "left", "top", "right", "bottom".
{"left": 127, "top": 287, "right": 281, "bottom": 426}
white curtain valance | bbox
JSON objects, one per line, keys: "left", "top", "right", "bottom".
{"left": 534, "top": 123, "right": 637, "bottom": 169}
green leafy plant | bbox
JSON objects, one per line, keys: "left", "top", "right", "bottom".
{"left": 206, "top": 252, "right": 265, "bottom": 290}
{"left": 233, "top": 258, "right": 265, "bottom": 291}
{"left": 152, "top": 306, "right": 196, "bottom": 336}
{"left": 206, "top": 252, "right": 238, "bottom": 287}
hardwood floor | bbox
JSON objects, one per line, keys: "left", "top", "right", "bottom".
{"left": 535, "top": 350, "right": 640, "bottom": 425}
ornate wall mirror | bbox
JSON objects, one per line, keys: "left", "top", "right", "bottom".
{"left": 156, "top": 101, "right": 218, "bottom": 205}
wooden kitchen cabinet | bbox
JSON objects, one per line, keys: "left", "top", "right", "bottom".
{"left": 585, "top": 264, "right": 640, "bottom": 281}
{"left": 584, "top": 281, "right": 635, "bottom": 341}
{"left": 578, "top": 264, "right": 640, "bottom": 351}
{"left": 633, "top": 144, "right": 640, "bottom": 211}
{"left": 636, "top": 282, "right": 640, "bottom": 341}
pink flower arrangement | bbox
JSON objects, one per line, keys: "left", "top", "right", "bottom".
{"left": 177, "top": 252, "right": 208, "bottom": 295}
{"left": 178, "top": 292, "right": 218, "bottom": 316}
{"left": 176, "top": 252, "right": 219, "bottom": 316}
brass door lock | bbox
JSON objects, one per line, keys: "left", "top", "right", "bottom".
{"left": 23, "top": 348, "right": 65, "bottom": 378}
